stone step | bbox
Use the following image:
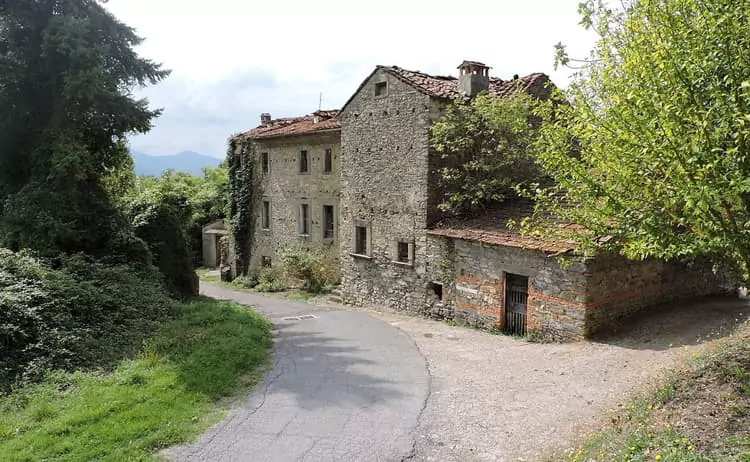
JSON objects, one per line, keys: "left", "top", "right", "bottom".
{"left": 329, "top": 297, "right": 342, "bottom": 303}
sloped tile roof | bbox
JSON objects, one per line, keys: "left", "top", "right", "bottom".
{"left": 427, "top": 202, "right": 580, "bottom": 253}
{"left": 380, "top": 66, "right": 551, "bottom": 100}
{"left": 240, "top": 110, "right": 341, "bottom": 140}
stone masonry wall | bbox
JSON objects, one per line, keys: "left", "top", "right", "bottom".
{"left": 339, "top": 69, "right": 447, "bottom": 311}
{"left": 249, "top": 132, "right": 341, "bottom": 273}
{"left": 583, "top": 254, "right": 731, "bottom": 336}
{"left": 430, "top": 236, "right": 589, "bottom": 340}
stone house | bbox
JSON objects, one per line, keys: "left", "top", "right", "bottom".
{"left": 232, "top": 60, "right": 729, "bottom": 340}
{"left": 239, "top": 110, "right": 341, "bottom": 270}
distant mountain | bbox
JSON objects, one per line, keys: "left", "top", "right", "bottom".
{"left": 131, "top": 150, "right": 222, "bottom": 177}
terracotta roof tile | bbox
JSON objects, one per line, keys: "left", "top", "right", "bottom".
{"left": 380, "top": 66, "right": 551, "bottom": 100}
{"left": 427, "top": 202, "right": 579, "bottom": 253}
{"left": 240, "top": 110, "right": 341, "bottom": 140}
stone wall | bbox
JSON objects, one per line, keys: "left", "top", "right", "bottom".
{"left": 583, "top": 254, "right": 731, "bottom": 336}
{"left": 429, "top": 235, "right": 589, "bottom": 340}
{"left": 423, "top": 236, "right": 731, "bottom": 341}
{"left": 249, "top": 132, "right": 341, "bottom": 272}
{"left": 339, "top": 68, "right": 446, "bottom": 311}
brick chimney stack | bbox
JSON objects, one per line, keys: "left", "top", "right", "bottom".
{"left": 260, "top": 113, "right": 272, "bottom": 126}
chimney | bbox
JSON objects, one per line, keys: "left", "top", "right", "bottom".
{"left": 457, "top": 60, "right": 491, "bottom": 98}
{"left": 260, "top": 113, "right": 272, "bottom": 126}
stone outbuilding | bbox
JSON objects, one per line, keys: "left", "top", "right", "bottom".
{"left": 202, "top": 219, "right": 227, "bottom": 268}
{"left": 230, "top": 60, "right": 731, "bottom": 341}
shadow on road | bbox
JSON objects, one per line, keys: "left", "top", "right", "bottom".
{"left": 593, "top": 296, "right": 749, "bottom": 351}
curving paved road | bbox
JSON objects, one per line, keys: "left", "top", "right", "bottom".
{"left": 169, "top": 283, "right": 431, "bottom": 462}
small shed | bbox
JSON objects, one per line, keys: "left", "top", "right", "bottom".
{"left": 202, "top": 220, "right": 228, "bottom": 268}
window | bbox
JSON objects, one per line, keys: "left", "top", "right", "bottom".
{"left": 323, "top": 148, "right": 333, "bottom": 173}
{"left": 261, "top": 152, "right": 269, "bottom": 174}
{"left": 299, "top": 203, "right": 310, "bottom": 235}
{"left": 299, "top": 150, "right": 309, "bottom": 173}
{"left": 261, "top": 201, "right": 270, "bottom": 230}
{"left": 431, "top": 282, "right": 444, "bottom": 301}
{"left": 323, "top": 205, "right": 335, "bottom": 240}
{"left": 262, "top": 256, "right": 272, "bottom": 268}
{"left": 374, "top": 81, "right": 387, "bottom": 97}
{"left": 355, "top": 226, "right": 368, "bottom": 255}
{"left": 397, "top": 242, "right": 410, "bottom": 264}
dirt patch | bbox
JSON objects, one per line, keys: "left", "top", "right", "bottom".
{"left": 352, "top": 297, "right": 750, "bottom": 461}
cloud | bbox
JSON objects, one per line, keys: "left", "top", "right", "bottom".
{"left": 109, "top": 0, "right": 599, "bottom": 158}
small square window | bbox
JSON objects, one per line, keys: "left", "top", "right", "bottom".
{"left": 262, "top": 256, "right": 272, "bottom": 268}
{"left": 299, "top": 203, "right": 310, "bottom": 235}
{"left": 355, "top": 226, "right": 368, "bottom": 255}
{"left": 261, "top": 201, "right": 270, "bottom": 230}
{"left": 323, "top": 205, "right": 335, "bottom": 240}
{"left": 374, "top": 81, "right": 387, "bottom": 97}
{"left": 431, "top": 282, "right": 444, "bottom": 301}
{"left": 299, "top": 150, "right": 309, "bottom": 173}
{"left": 323, "top": 148, "right": 333, "bottom": 173}
{"left": 261, "top": 152, "right": 269, "bottom": 174}
{"left": 397, "top": 242, "right": 410, "bottom": 263}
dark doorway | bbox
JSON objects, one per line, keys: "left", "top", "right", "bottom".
{"left": 505, "top": 274, "right": 528, "bottom": 336}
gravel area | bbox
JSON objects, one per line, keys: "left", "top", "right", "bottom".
{"left": 359, "top": 297, "right": 749, "bottom": 461}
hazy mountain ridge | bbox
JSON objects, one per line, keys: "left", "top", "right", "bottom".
{"left": 131, "top": 150, "right": 222, "bottom": 176}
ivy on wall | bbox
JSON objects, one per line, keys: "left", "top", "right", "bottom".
{"left": 226, "top": 136, "right": 255, "bottom": 276}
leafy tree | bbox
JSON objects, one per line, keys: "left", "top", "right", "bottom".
{"left": 0, "top": 0, "right": 168, "bottom": 259}
{"left": 531, "top": 0, "right": 750, "bottom": 279}
{"left": 125, "top": 166, "right": 229, "bottom": 266}
{"left": 430, "top": 91, "right": 544, "bottom": 216}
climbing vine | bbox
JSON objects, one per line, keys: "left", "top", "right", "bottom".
{"left": 227, "top": 136, "right": 255, "bottom": 276}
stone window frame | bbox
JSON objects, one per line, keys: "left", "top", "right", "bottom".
{"left": 322, "top": 204, "right": 335, "bottom": 243}
{"left": 350, "top": 221, "right": 372, "bottom": 259}
{"left": 391, "top": 240, "right": 414, "bottom": 267}
{"left": 261, "top": 199, "right": 271, "bottom": 231}
{"left": 299, "top": 150, "right": 310, "bottom": 174}
{"left": 374, "top": 81, "right": 388, "bottom": 98}
{"left": 260, "top": 152, "right": 270, "bottom": 174}
{"left": 323, "top": 148, "right": 333, "bottom": 174}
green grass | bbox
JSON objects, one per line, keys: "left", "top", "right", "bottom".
{"left": 196, "top": 267, "right": 220, "bottom": 282}
{"left": 0, "top": 298, "right": 273, "bottom": 461}
{"left": 562, "top": 322, "right": 750, "bottom": 462}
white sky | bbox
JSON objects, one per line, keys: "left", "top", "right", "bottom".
{"left": 105, "top": 0, "right": 598, "bottom": 158}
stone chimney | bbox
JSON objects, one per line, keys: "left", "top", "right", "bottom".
{"left": 457, "top": 60, "right": 491, "bottom": 98}
{"left": 260, "top": 113, "right": 272, "bottom": 126}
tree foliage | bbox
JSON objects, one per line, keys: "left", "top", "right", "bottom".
{"left": 531, "top": 0, "right": 750, "bottom": 279}
{"left": 128, "top": 166, "right": 229, "bottom": 266}
{"left": 430, "top": 91, "right": 545, "bottom": 216}
{"left": 0, "top": 0, "right": 168, "bottom": 259}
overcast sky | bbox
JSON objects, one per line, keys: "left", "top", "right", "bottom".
{"left": 105, "top": 0, "right": 598, "bottom": 159}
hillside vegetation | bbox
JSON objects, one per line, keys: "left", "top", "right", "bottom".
{"left": 566, "top": 322, "right": 750, "bottom": 462}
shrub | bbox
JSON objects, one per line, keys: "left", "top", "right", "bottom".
{"left": 130, "top": 192, "right": 198, "bottom": 297}
{"left": 0, "top": 249, "right": 174, "bottom": 389}
{"left": 279, "top": 247, "right": 338, "bottom": 293}
{"left": 254, "top": 267, "right": 287, "bottom": 293}
{"left": 231, "top": 273, "right": 259, "bottom": 289}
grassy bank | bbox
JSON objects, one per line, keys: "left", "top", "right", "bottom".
{"left": 0, "top": 298, "right": 273, "bottom": 461}
{"left": 565, "top": 322, "right": 750, "bottom": 462}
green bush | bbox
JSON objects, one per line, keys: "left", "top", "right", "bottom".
{"left": 279, "top": 247, "right": 338, "bottom": 293}
{"left": 0, "top": 249, "right": 174, "bottom": 389}
{"left": 130, "top": 192, "right": 198, "bottom": 297}
{"left": 254, "top": 267, "right": 287, "bottom": 293}
{"left": 231, "top": 273, "right": 259, "bottom": 289}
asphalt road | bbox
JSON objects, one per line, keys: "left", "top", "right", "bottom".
{"left": 169, "top": 283, "right": 431, "bottom": 462}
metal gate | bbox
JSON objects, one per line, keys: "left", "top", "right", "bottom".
{"left": 505, "top": 274, "right": 529, "bottom": 336}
